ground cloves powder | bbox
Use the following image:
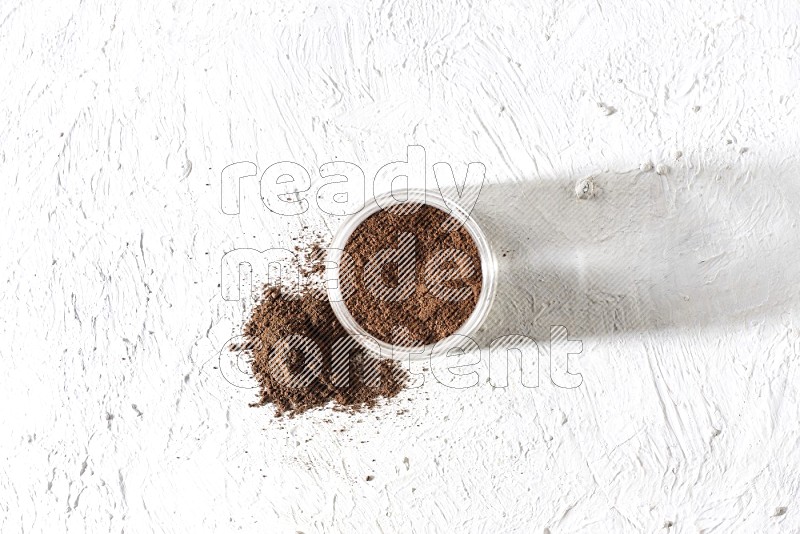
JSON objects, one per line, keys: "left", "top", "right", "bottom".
{"left": 239, "top": 202, "right": 481, "bottom": 416}
{"left": 341, "top": 203, "right": 482, "bottom": 346}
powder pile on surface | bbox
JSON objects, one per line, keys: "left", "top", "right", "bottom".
{"left": 239, "top": 244, "right": 407, "bottom": 417}
{"left": 341, "top": 204, "right": 483, "bottom": 346}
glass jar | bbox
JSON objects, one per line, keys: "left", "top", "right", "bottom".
{"left": 326, "top": 189, "right": 497, "bottom": 360}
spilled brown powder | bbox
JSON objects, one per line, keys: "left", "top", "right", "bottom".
{"left": 341, "top": 204, "right": 482, "bottom": 346}
{"left": 240, "top": 242, "right": 407, "bottom": 417}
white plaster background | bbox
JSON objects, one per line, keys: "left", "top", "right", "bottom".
{"left": 3, "top": 0, "right": 800, "bottom": 532}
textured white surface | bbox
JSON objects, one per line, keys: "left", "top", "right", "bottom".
{"left": 3, "top": 0, "right": 800, "bottom": 532}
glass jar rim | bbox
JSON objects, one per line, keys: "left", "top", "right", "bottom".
{"left": 326, "top": 188, "right": 497, "bottom": 360}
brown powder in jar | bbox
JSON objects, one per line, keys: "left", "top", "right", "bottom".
{"left": 341, "top": 203, "right": 482, "bottom": 346}
{"left": 237, "top": 242, "right": 407, "bottom": 417}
